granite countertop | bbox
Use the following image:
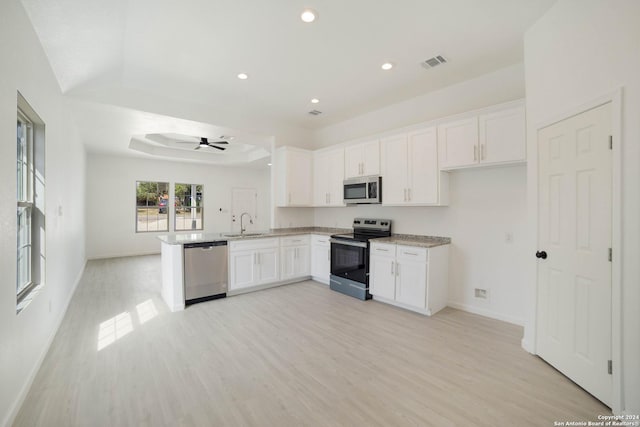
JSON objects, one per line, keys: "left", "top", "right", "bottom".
{"left": 158, "top": 227, "right": 351, "bottom": 245}
{"left": 371, "top": 234, "right": 451, "bottom": 248}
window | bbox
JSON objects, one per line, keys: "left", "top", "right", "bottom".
{"left": 135, "top": 181, "right": 169, "bottom": 232}
{"left": 175, "top": 183, "right": 203, "bottom": 231}
{"left": 17, "top": 93, "right": 45, "bottom": 312}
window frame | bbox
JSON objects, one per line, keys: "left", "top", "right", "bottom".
{"left": 16, "top": 108, "right": 34, "bottom": 302}
{"left": 174, "top": 183, "right": 204, "bottom": 232}
{"left": 135, "top": 181, "right": 170, "bottom": 233}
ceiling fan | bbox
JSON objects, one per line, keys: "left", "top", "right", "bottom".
{"left": 175, "top": 136, "right": 230, "bottom": 151}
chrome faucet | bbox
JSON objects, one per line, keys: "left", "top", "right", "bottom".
{"left": 240, "top": 212, "right": 253, "bottom": 235}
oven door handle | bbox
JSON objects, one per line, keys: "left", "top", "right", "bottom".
{"left": 330, "top": 238, "right": 368, "bottom": 248}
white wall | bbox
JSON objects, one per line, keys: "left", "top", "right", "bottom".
{"left": 312, "top": 63, "right": 525, "bottom": 148}
{"left": 524, "top": 0, "right": 640, "bottom": 414}
{"left": 86, "top": 153, "right": 271, "bottom": 259}
{"left": 310, "top": 64, "right": 528, "bottom": 325}
{"left": 314, "top": 165, "right": 528, "bottom": 325}
{"left": 0, "top": 1, "right": 87, "bottom": 425}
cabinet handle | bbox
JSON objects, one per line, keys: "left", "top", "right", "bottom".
{"left": 396, "top": 262, "right": 400, "bottom": 277}
{"left": 474, "top": 145, "right": 477, "bottom": 161}
{"left": 327, "top": 249, "right": 330, "bottom": 262}
{"left": 408, "top": 188, "right": 411, "bottom": 202}
{"left": 391, "top": 261, "right": 394, "bottom": 275}
{"left": 376, "top": 248, "right": 389, "bottom": 252}
{"left": 403, "top": 188, "right": 407, "bottom": 202}
{"left": 404, "top": 252, "right": 418, "bottom": 256}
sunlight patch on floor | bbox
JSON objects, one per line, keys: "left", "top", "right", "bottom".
{"left": 97, "top": 312, "right": 133, "bottom": 351}
{"left": 136, "top": 299, "right": 158, "bottom": 324}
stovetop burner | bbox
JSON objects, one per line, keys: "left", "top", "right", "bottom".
{"left": 330, "top": 218, "right": 392, "bottom": 241}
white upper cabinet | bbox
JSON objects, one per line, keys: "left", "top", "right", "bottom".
{"left": 437, "top": 116, "right": 479, "bottom": 169}
{"left": 380, "top": 134, "right": 408, "bottom": 205}
{"left": 478, "top": 105, "right": 526, "bottom": 165}
{"left": 345, "top": 140, "right": 380, "bottom": 178}
{"left": 380, "top": 126, "right": 448, "bottom": 206}
{"left": 438, "top": 101, "right": 526, "bottom": 170}
{"left": 276, "top": 147, "right": 313, "bottom": 207}
{"left": 313, "top": 148, "right": 345, "bottom": 206}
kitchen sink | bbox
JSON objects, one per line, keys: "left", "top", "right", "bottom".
{"left": 223, "top": 232, "right": 266, "bottom": 238}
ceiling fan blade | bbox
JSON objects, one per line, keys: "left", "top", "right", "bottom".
{"left": 175, "top": 141, "right": 198, "bottom": 144}
{"left": 205, "top": 144, "right": 226, "bottom": 151}
{"left": 209, "top": 140, "right": 229, "bottom": 145}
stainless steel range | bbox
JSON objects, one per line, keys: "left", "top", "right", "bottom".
{"left": 329, "top": 218, "right": 391, "bottom": 300}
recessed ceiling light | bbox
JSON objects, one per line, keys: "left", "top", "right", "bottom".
{"left": 311, "top": 98, "right": 320, "bottom": 104}
{"left": 381, "top": 62, "right": 394, "bottom": 71}
{"left": 301, "top": 9, "right": 317, "bottom": 23}
{"left": 267, "top": 163, "right": 272, "bottom": 166}
{"left": 237, "top": 73, "right": 248, "bottom": 80}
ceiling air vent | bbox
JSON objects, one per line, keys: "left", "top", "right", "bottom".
{"left": 421, "top": 55, "right": 447, "bottom": 70}
{"left": 308, "top": 110, "right": 322, "bottom": 116}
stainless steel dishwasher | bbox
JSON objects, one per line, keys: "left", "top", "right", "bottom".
{"left": 183, "top": 241, "right": 228, "bottom": 305}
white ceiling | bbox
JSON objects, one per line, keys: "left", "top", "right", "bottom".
{"left": 21, "top": 0, "right": 555, "bottom": 159}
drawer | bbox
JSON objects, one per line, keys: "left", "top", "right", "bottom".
{"left": 370, "top": 243, "right": 396, "bottom": 258}
{"left": 280, "top": 235, "right": 310, "bottom": 247}
{"left": 229, "top": 237, "right": 279, "bottom": 252}
{"left": 311, "top": 234, "right": 330, "bottom": 246}
{"left": 397, "top": 245, "right": 427, "bottom": 262}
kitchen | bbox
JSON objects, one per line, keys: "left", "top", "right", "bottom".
{"left": 2, "top": 0, "right": 639, "bottom": 425}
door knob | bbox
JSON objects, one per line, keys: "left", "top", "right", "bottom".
{"left": 535, "top": 251, "right": 547, "bottom": 259}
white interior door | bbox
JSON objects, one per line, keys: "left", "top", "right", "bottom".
{"left": 231, "top": 188, "right": 257, "bottom": 232}
{"left": 536, "top": 102, "right": 612, "bottom": 406}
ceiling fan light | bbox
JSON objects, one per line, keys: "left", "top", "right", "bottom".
{"left": 237, "top": 73, "right": 248, "bottom": 80}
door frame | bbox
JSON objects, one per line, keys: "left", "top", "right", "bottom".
{"left": 530, "top": 89, "right": 623, "bottom": 412}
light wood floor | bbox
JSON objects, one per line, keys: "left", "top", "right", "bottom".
{"left": 15, "top": 255, "right": 609, "bottom": 426}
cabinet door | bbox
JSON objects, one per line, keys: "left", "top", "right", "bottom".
{"left": 438, "top": 117, "right": 478, "bottom": 169}
{"left": 311, "top": 244, "right": 330, "bottom": 282}
{"left": 380, "top": 134, "right": 408, "bottom": 205}
{"left": 369, "top": 255, "right": 396, "bottom": 300}
{"left": 313, "top": 153, "right": 329, "bottom": 206}
{"left": 256, "top": 247, "right": 279, "bottom": 285}
{"left": 408, "top": 126, "right": 439, "bottom": 204}
{"left": 362, "top": 140, "right": 380, "bottom": 176}
{"left": 295, "top": 245, "right": 311, "bottom": 277}
{"left": 288, "top": 149, "right": 313, "bottom": 206}
{"left": 478, "top": 105, "right": 526, "bottom": 165}
{"left": 395, "top": 259, "right": 427, "bottom": 309}
{"left": 280, "top": 246, "right": 297, "bottom": 280}
{"left": 344, "top": 145, "right": 363, "bottom": 178}
{"left": 229, "top": 250, "right": 256, "bottom": 290}
{"left": 327, "top": 148, "right": 345, "bottom": 206}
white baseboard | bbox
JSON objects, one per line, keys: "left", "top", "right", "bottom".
{"left": 521, "top": 338, "right": 535, "bottom": 354}
{"left": 3, "top": 258, "right": 87, "bottom": 427}
{"left": 447, "top": 301, "right": 525, "bottom": 326}
{"left": 87, "top": 250, "right": 160, "bottom": 260}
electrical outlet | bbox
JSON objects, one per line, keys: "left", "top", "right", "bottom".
{"left": 474, "top": 288, "right": 488, "bottom": 299}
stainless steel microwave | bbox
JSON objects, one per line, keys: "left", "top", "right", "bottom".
{"left": 343, "top": 176, "right": 382, "bottom": 204}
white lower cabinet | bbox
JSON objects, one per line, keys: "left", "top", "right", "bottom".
{"left": 229, "top": 238, "right": 280, "bottom": 291}
{"left": 310, "top": 234, "right": 330, "bottom": 284}
{"left": 280, "top": 235, "right": 311, "bottom": 281}
{"left": 369, "top": 242, "right": 449, "bottom": 316}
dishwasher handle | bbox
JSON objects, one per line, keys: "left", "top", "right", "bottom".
{"left": 184, "top": 241, "right": 228, "bottom": 249}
